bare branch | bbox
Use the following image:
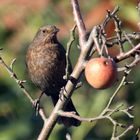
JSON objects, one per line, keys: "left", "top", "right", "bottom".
{"left": 114, "top": 43, "right": 140, "bottom": 62}
{"left": 71, "top": 0, "right": 86, "bottom": 46}
{"left": 100, "top": 71, "right": 127, "bottom": 116}
{"left": 107, "top": 32, "right": 140, "bottom": 46}
{"left": 92, "top": 26, "right": 102, "bottom": 55}
{"left": 64, "top": 25, "right": 77, "bottom": 80}
{"left": 113, "top": 14, "right": 124, "bottom": 53}
{"left": 123, "top": 32, "right": 135, "bottom": 48}
{"left": 117, "top": 125, "right": 134, "bottom": 139}
{"left": 0, "top": 56, "right": 47, "bottom": 122}
{"left": 102, "top": 6, "right": 119, "bottom": 28}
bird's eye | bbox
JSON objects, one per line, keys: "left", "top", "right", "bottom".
{"left": 42, "top": 29, "right": 47, "bottom": 33}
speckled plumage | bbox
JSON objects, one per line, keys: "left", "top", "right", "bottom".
{"left": 26, "top": 25, "right": 81, "bottom": 127}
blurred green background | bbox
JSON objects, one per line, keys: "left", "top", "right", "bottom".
{"left": 0, "top": 0, "right": 140, "bottom": 140}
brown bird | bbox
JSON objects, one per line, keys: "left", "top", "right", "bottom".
{"left": 26, "top": 25, "right": 81, "bottom": 127}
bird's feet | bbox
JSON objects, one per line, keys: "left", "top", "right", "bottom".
{"left": 59, "top": 87, "right": 67, "bottom": 101}
{"left": 33, "top": 99, "right": 40, "bottom": 116}
{"left": 33, "top": 91, "right": 45, "bottom": 116}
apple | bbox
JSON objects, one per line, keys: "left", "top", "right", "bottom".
{"left": 85, "top": 57, "right": 117, "bottom": 89}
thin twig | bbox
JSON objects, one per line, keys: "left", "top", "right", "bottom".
{"left": 71, "top": 0, "right": 86, "bottom": 45}
{"left": 107, "top": 32, "right": 140, "bottom": 46}
{"left": 117, "top": 125, "right": 134, "bottom": 139}
{"left": 99, "top": 7, "right": 120, "bottom": 56}
{"left": 100, "top": 73, "right": 126, "bottom": 116}
{"left": 114, "top": 43, "right": 140, "bottom": 62}
{"left": 120, "top": 106, "right": 134, "bottom": 118}
{"left": 113, "top": 14, "right": 124, "bottom": 53}
{"left": 111, "top": 124, "right": 118, "bottom": 139}
{"left": 107, "top": 105, "right": 134, "bottom": 119}
{"left": 0, "top": 57, "right": 33, "bottom": 103}
{"left": 0, "top": 56, "right": 47, "bottom": 122}
{"left": 92, "top": 26, "right": 102, "bottom": 55}
{"left": 117, "top": 55, "right": 140, "bottom": 72}
{"left": 123, "top": 31, "right": 135, "bottom": 48}
{"left": 102, "top": 6, "right": 119, "bottom": 28}
{"left": 64, "top": 25, "right": 77, "bottom": 80}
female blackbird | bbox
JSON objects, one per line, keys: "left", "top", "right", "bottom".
{"left": 26, "top": 25, "right": 81, "bottom": 127}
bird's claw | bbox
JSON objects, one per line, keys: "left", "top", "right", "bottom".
{"left": 33, "top": 91, "right": 45, "bottom": 116}
{"left": 33, "top": 99, "right": 40, "bottom": 116}
{"left": 59, "top": 87, "right": 67, "bottom": 101}
{"left": 59, "top": 87, "right": 64, "bottom": 101}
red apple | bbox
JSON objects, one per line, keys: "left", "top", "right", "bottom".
{"left": 85, "top": 57, "right": 117, "bottom": 89}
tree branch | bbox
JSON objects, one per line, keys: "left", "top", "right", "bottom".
{"left": 64, "top": 25, "right": 77, "bottom": 80}
{"left": 71, "top": 0, "right": 86, "bottom": 46}
{"left": 114, "top": 43, "right": 140, "bottom": 62}
{"left": 107, "top": 32, "right": 140, "bottom": 46}
{"left": 0, "top": 55, "right": 47, "bottom": 123}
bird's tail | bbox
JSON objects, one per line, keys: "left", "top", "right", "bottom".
{"left": 51, "top": 94, "right": 81, "bottom": 127}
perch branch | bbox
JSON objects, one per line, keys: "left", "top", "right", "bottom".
{"left": 37, "top": 0, "right": 89, "bottom": 139}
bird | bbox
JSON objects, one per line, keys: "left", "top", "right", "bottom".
{"left": 26, "top": 25, "right": 81, "bottom": 127}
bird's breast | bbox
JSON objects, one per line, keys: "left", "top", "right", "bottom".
{"left": 26, "top": 43, "right": 66, "bottom": 92}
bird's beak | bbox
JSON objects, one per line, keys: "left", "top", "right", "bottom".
{"left": 55, "top": 27, "right": 59, "bottom": 33}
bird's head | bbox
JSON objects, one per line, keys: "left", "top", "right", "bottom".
{"left": 34, "top": 25, "right": 59, "bottom": 43}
